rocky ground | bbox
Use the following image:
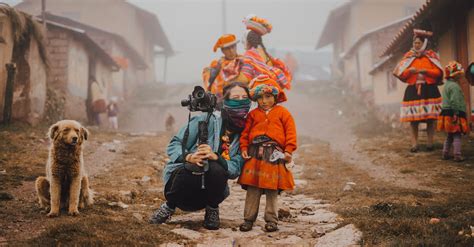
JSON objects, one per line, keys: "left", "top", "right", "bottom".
{"left": 0, "top": 81, "right": 473, "bottom": 246}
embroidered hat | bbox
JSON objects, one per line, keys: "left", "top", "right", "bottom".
{"left": 243, "top": 14, "right": 272, "bottom": 36}
{"left": 249, "top": 75, "right": 287, "bottom": 103}
{"left": 413, "top": 29, "right": 433, "bottom": 39}
{"left": 445, "top": 61, "right": 465, "bottom": 79}
{"left": 213, "top": 34, "right": 239, "bottom": 52}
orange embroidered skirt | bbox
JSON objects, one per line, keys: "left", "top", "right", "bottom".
{"left": 437, "top": 109, "right": 469, "bottom": 134}
{"left": 400, "top": 84, "right": 442, "bottom": 122}
{"left": 238, "top": 158, "right": 294, "bottom": 191}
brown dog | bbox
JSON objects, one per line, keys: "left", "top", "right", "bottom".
{"left": 35, "top": 120, "right": 93, "bottom": 217}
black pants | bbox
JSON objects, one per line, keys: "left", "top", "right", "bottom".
{"left": 164, "top": 161, "right": 228, "bottom": 211}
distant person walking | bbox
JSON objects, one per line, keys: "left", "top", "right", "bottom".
{"left": 393, "top": 29, "right": 443, "bottom": 152}
{"left": 107, "top": 97, "right": 119, "bottom": 130}
{"left": 438, "top": 62, "right": 469, "bottom": 162}
{"left": 165, "top": 113, "right": 175, "bottom": 132}
{"left": 90, "top": 77, "right": 107, "bottom": 127}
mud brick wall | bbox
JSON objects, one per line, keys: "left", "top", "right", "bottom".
{"left": 45, "top": 27, "right": 89, "bottom": 123}
{"left": 46, "top": 27, "right": 69, "bottom": 93}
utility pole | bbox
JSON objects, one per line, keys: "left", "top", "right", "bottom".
{"left": 41, "top": 0, "right": 46, "bottom": 29}
{"left": 163, "top": 55, "right": 168, "bottom": 83}
{"left": 222, "top": 0, "right": 226, "bottom": 34}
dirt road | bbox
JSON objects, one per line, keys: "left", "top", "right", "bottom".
{"left": 1, "top": 81, "right": 473, "bottom": 246}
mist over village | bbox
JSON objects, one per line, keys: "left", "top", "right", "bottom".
{"left": 0, "top": 0, "right": 473, "bottom": 246}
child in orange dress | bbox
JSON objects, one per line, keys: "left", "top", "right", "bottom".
{"left": 238, "top": 75, "right": 297, "bottom": 232}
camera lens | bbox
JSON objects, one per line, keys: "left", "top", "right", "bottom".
{"left": 181, "top": 99, "right": 190, "bottom": 107}
{"left": 195, "top": 91, "right": 205, "bottom": 99}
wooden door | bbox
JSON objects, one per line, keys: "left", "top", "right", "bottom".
{"left": 455, "top": 12, "right": 471, "bottom": 122}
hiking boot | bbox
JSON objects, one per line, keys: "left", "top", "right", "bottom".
{"left": 239, "top": 220, "right": 253, "bottom": 232}
{"left": 203, "top": 206, "right": 220, "bottom": 230}
{"left": 410, "top": 146, "right": 419, "bottom": 153}
{"left": 149, "top": 203, "right": 175, "bottom": 224}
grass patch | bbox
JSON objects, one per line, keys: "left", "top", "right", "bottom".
{"left": 23, "top": 212, "right": 183, "bottom": 246}
{"left": 299, "top": 140, "right": 474, "bottom": 246}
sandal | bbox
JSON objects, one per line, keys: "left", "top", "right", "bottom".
{"left": 410, "top": 146, "right": 419, "bottom": 153}
{"left": 239, "top": 220, "right": 253, "bottom": 232}
{"left": 264, "top": 222, "right": 278, "bottom": 232}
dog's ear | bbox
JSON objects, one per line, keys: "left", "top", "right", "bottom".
{"left": 81, "top": 127, "right": 90, "bottom": 141}
{"left": 48, "top": 123, "right": 60, "bottom": 140}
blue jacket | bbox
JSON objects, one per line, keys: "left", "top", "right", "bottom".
{"left": 163, "top": 112, "right": 244, "bottom": 198}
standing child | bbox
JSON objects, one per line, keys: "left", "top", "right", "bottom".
{"left": 107, "top": 97, "right": 119, "bottom": 130}
{"left": 238, "top": 75, "right": 296, "bottom": 232}
{"left": 438, "top": 61, "right": 469, "bottom": 162}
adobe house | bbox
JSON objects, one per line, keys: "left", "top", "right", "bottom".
{"left": 16, "top": 0, "right": 174, "bottom": 84}
{"left": 339, "top": 17, "right": 410, "bottom": 107}
{"left": 41, "top": 13, "right": 147, "bottom": 100}
{"left": 316, "top": 0, "right": 424, "bottom": 86}
{"left": 0, "top": 5, "right": 48, "bottom": 125}
{"left": 372, "top": 0, "right": 474, "bottom": 125}
{"left": 42, "top": 18, "right": 119, "bottom": 123}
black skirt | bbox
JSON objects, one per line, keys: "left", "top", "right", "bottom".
{"left": 401, "top": 84, "right": 442, "bottom": 122}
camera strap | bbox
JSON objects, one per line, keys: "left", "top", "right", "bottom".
{"left": 181, "top": 112, "right": 191, "bottom": 162}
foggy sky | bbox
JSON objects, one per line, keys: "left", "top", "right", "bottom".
{"left": 3, "top": 0, "right": 343, "bottom": 83}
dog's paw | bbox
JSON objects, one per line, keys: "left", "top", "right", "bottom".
{"left": 47, "top": 211, "right": 59, "bottom": 217}
{"left": 68, "top": 210, "right": 80, "bottom": 216}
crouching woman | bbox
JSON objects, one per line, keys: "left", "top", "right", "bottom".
{"left": 149, "top": 82, "right": 251, "bottom": 230}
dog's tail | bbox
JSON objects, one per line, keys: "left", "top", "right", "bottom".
{"left": 81, "top": 176, "right": 94, "bottom": 206}
{"left": 86, "top": 189, "right": 95, "bottom": 206}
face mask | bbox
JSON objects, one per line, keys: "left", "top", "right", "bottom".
{"left": 222, "top": 99, "right": 251, "bottom": 132}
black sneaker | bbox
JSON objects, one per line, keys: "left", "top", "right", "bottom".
{"left": 149, "top": 203, "right": 175, "bottom": 224}
{"left": 203, "top": 206, "right": 220, "bottom": 230}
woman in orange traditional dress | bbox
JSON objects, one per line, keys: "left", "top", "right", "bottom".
{"left": 202, "top": 34, "right": 242, "bottom": 102}
{"left": 239, "top": 15, "right": 292, "bottom": 91}
{"left": 393, "top": 29, "right": 443, "bottom": 152}
{"left": 238, "top": 75, "right": 296, "bottom": 232}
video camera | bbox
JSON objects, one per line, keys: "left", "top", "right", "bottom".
{"left": 180, "top": 86, "right": 217, "bottom": 189}
{"left": 181, "top": 86, "right": 217, "bottom": 113}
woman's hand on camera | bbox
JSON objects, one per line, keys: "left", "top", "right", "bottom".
{"left": 185, "top": 152, "right": 207, "bottom": 166}
{"left": 197, "top": 144, "right": 218, "bottom": 161}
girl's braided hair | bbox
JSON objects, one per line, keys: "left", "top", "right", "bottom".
{"left": 246, "top": 30, "right": 271, "bottom": 62}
